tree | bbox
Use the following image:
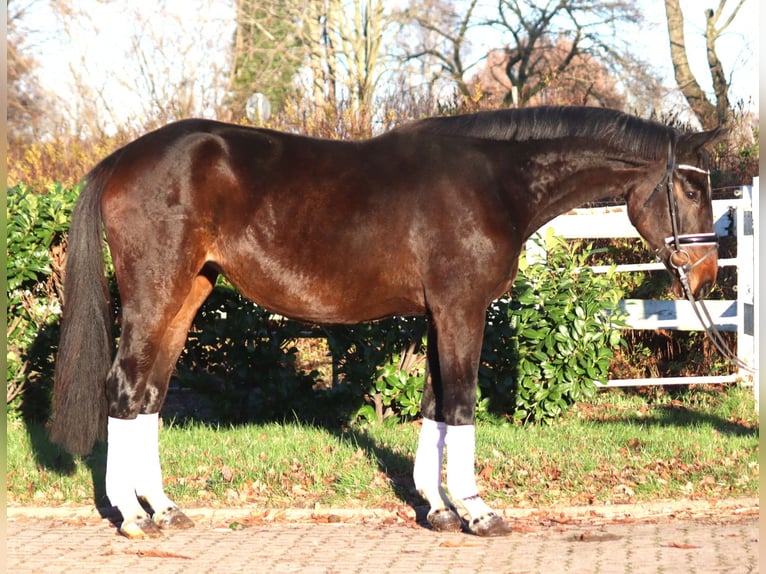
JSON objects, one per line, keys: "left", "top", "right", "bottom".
{"left": 398, "top": 0, "right": 483, "bottom": 98}
{"left": 401, "top": 0, "right": 661, "bottom": 110}
{"left": 7, "top": 0, "right": 62, "bottom": 142}
{"left": 664, "top": 0, "right": 747, "bottom": 129}
{"left": 489, "top": 0, "right": 652, "bottom": 107}
{"left": 335, "top": 0, "right": 389, "bottom": 111}
{"left": 227, "top": 0, "right": 304, "bottom": 118}
{"left": 125, "top": 3, "right": 232, "bottom": 128}
{"left": 22, "top": 0, "right": 234, "bottom": 136}
{"left": 229, "top": 0, "right": 392, "bottom": 126}
{"left": 299, "top": 0, "right": 393, "bottom": 113}
{"left": 468, "top": 37, "right": 626, "bottom": 109}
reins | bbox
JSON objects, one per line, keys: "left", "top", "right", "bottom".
{"left": 674, "top": 263, "right": 755, "bottom": 373}
{"left": 647, "top": 139, "right": 755, "bottom": 374}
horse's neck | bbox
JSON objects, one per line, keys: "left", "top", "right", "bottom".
{"left": 519, "top": 150, "right": 650, "bottom": 238}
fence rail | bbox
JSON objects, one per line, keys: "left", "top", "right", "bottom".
{"left": 528, "top": 178, "right": 758, "bottom": 394}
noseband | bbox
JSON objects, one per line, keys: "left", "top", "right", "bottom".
{"left": 638, "top": 139, "right": 753, "bottom": 373}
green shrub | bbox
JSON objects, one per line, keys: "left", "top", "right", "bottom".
{"left": 6, "top": 183, "right": 78, "bottom": 420}
{"left": 326, "top": 318, "right": 426, "bottom": 425}
{"left": 353, "top": 332, "right": 426, "bottom": 425}
{"left": 354, "top": 230, "right": 626, "bottom": 425}
{"left": 176, "top": 283, "right": 321, "bottom": 423}
{"left": 484, "top": 230, "right": 626, "bottom": 423}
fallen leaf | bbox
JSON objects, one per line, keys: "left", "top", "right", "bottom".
{"left": 478, "top": 463, "right": 494, "bottom": 479}
{"left": 626, "top": 438, "right": 643, "bottom": 451}
{"left": 133, "top": 549, "right": 192, "bottom": 559}
{"left": 439, "top": 540, "right": 482, "bottom": 548}
{"left": 664, "top": 542, "right": 700, "bottom": 549}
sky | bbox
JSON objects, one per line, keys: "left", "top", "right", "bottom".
{"left": 18, "top": 0, "right": 760, "bottom": 130}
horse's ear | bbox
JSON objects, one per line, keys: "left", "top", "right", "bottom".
{"left": 676, "top": 126, "right": 729, "bottom": 165}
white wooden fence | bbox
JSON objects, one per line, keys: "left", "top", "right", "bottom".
{"left": 528, "top": 177, "right": 758, "bottom": 398}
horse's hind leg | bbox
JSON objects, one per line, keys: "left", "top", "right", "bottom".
{"left": 134, "top": 270, "right": 219, "bottom": 533}
{"left": 106, "top": 271, "right": 215, "bottom": 539}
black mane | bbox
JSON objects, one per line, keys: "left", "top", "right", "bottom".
{"left": 398, "top": 106, "right": 673, "bottom": 162}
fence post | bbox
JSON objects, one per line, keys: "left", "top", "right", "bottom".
{"left": 736, "top": 184, "right": 756, "bottom": 386}
{"left": 750, "top": 178, "right": 759, "bottom": 409}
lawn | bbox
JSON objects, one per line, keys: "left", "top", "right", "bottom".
{"left": 6, "top": 385, "right": 758, "bottom": 510}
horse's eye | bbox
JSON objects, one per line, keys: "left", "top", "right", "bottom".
{"left": 684, "top": 190, "right": 699, "bottom": 203}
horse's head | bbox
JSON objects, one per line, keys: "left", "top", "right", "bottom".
{"left": 628, "top": 127, "right": 727, "bottom": 301}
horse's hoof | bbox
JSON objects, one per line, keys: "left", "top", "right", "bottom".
{"left": 427, "top": 508, "right": 463, "bottom": 533}
{"left": 468, "top": 512, "right": 512, "bottom": 537}
{"left": 120, "top": 516, "right": 164, "bottom": 539}
{"left": 153, "top": 507, "right": 195, "bottom": 530}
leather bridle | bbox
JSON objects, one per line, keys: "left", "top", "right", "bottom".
{"left": 638, "top": 140, "right": 754, "bottom": 373}
{"left": 636, "top": 140, "right": 718, "bottom": 279}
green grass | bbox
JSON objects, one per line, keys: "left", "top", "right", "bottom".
{"left": 6, "top": 385, "right": 758, "bottom": 509}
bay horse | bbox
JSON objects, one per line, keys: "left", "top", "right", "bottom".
{"left": 51, "top": 106, "right": 723, "bottom": 538}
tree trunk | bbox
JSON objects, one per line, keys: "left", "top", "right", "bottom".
{"left": 704, "top": 1, "right": 748, "bottom": 127}
{"left": 705, "top": 13, "right": 729, "bottom": 126}
{"left": 664, "top": 0, "right": 716, "bottom": 128}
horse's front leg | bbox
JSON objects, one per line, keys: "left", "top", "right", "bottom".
{"left": 413, "top": 310, "right": 512, "bottom": 537}
{"left": 414, "top": 419, "right": 511, "bottom": 536}
{"left": 413, "top": 418, "right": 462, "bottom": 532}
{"left": 444, "top": 424, "right": 511, "bottom": 536}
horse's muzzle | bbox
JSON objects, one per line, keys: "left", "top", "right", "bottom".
{"left": 662, "top": 234, "right": 719, "bottom": 300}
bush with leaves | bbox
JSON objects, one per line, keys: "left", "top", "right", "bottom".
{"left": 6, "top": 183, "right": 78, "bottom": 419}
{"left": 325, "top": 318, "right": 426, "bottom": 425}
{"left": 351, "top": 230, "right": 626, "bottom": 425}
{"left": 479, "top": 230, "right": 626, "bottom": 423}
{"left": 355, "top": 336, "right": 426, "bottom": 425}
{"left": 175, "top": 283, "right": 323, "bottom": 423}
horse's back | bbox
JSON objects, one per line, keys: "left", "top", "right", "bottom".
{"left": 97, "top": 119, "right": 519, "bottom": 323}
{"left": 96, "top": 121, "right": 418, "bottom": 321}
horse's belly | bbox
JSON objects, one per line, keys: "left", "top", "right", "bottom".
{"left": 220, "top": 257, "right": 425, "bottom": 324}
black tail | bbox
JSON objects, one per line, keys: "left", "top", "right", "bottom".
{"left": 50, "top": 159, "right": 116, "bottom": 455}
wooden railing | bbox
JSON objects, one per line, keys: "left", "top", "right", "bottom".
{"left": 528, "top": 177, "right": 758, "bottom": 395}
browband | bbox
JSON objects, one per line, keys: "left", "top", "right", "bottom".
{"left": 676, "top": 164, "right": 710, "bottom": 174}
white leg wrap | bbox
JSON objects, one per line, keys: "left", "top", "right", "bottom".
{"left": 458, "top": 493, "right": 493, "bottom": 520}
{"left": 133, "top": 413, "right": 176, "bottom": 513}
{"left": 413, "top": 418, "right": 450, "bottom": 509}
{"left": 445, "top": 424, "right": 494, "bottom": 520}
{"left": 445, "top": 424, "right": 479, "bottom": 500}
{"left": 106, "top": 416, "right": 147, "bottom": 521}
{"left": 106, "top": 414, "right": 175, "bottom": 521}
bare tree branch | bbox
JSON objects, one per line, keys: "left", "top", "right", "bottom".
{"left": 665, "top": 0, "right": 745, "bottom": 128}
